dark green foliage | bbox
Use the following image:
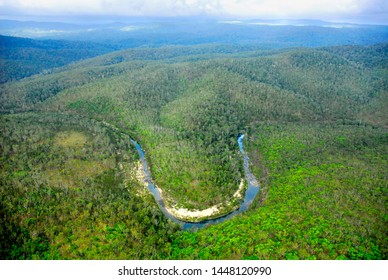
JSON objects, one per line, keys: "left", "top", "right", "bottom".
{"left": 0, "top": 114, "right": 179, "bottom": 259}
{"left": 322, "top": 43, "right": 388, "bottom": 69}
{"left": 0, "top": 35, "right": 117, "bottom": 83}
{"left": 0, "top": 42, "right": 387, "bottom": 259}
{"left": 171, "top": 123, "right": 387, "bottom": 260}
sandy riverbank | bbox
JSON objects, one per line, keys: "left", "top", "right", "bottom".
{"left": 135, "top": 160, "right": 245, "bottom": 221}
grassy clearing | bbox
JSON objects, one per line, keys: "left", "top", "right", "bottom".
{"left": 54, "top": 131, "right": 88, "bottom": 148}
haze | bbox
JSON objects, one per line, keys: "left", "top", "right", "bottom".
{"left": 0, "top": 0, "right": 387, "bottom": 25}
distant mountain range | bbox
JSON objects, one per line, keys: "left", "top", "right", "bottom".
{"left": 1, "top": 18, "right": 387, "bottom": 84}
{"left": 0, "top": 17, "right": 387, "bottom": 260}
{"left": 1, "top": 18, "right": 387, "bottom": 45}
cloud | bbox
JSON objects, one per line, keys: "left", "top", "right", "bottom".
{"left": 0, "top": 0, "right": 387, "bottom": 24}
{"left": 222, "top": 0, "right": 361, "bottom": 17}
{"left": 0, "top": 0, "right": 222, "bottom": 16}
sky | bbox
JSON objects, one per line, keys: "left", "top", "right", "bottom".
{"left": 0, "top": 0, "right": 387, "bottom": 25}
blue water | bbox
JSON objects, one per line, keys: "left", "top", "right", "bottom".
{"left": 132, "top": 134, "right": 260, "bottom": 230}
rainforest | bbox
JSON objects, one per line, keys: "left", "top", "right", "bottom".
{"left": 0, "top": 18, "right": 387, "bottom": 260}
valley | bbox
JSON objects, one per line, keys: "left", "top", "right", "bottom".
{"left": 0, "top": 29, "right": 387, "bottom": 259}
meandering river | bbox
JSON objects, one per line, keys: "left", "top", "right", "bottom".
{"left": 131, "top": 134, "right": 260, "bottom": 229}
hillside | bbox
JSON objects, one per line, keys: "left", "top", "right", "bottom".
{"left": 0, "top": 35, "right": 117, "bottom": 83}
{"left": 2, "top": 18, "right": 388, "bottom": 83}
{"left": 0, "top": 43, "right": 387, "bottom": 259}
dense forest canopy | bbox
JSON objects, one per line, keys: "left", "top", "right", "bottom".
{"left": 0, "top": 20, "right": 387, "bottom": 259}
{"left": 1, "top": 18, "right": 388, "bottom": 83}
{"left": 0, "top": 35, "right": 119, "bottom": 84}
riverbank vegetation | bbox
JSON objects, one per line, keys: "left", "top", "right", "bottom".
{"left": 171, "top": 123, "right": 387, "bottom": 259}
{"left": 0, "top": 42, "right": 387, "bottom": 259}
{"left": 0, "top": 113, "right": 179, "bottom": 259}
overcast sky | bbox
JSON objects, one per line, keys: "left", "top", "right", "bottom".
{"left": 0, "top": 0, "right": 387, "bottom": 24}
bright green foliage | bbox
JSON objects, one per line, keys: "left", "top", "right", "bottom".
{"left": 170, "top": 123, "right": 387, "bottom": 259}
{"left": 0, "top": 114, "right": 179, "bottom": 259}
{"left": 0, "top": 43, "right": 387, "bottom": 259}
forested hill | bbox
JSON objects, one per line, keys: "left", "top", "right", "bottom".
{"left": 322, "top": 43, "right": 388, "bottom": 69}
{"left": 0, "top": 35, "right": 117, "bottom": 83}
{"left": 0, "top": 42, "right": 387, "bottom": 259}
{"left": 1, "top": 43, "right": 386, "bottom": 126}
{"left": 2, "top": 19, "right": 388, "bottom": 84}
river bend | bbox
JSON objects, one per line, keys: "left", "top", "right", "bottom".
{"left": 132, "top": 134, "right": 260, "bottom": 230}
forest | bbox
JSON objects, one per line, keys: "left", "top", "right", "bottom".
{"left": 2, "top": 19, "right": 388, "bottom": 84}
{"left": 0, "top": 35, "right": 387, "bottom": 259}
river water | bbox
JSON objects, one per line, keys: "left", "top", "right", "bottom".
{"left": 132, "top": 134, "right": 260, "bottom": 230}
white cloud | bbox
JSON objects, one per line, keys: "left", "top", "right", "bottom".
{"left": 220, "top": 0, "right": 372, "bottom": 18}
{"left": 0, "top": 0, "right": 222, "bottom": 16}
{"left": 0, "top": 0, "right": 101, "bottom": 15}
{"left": 0, "top": 0, "right": 387, "bottom": 23}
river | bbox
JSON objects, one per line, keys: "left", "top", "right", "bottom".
{"left": 131, "top": 134, "right": 260, "bottom": 230}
